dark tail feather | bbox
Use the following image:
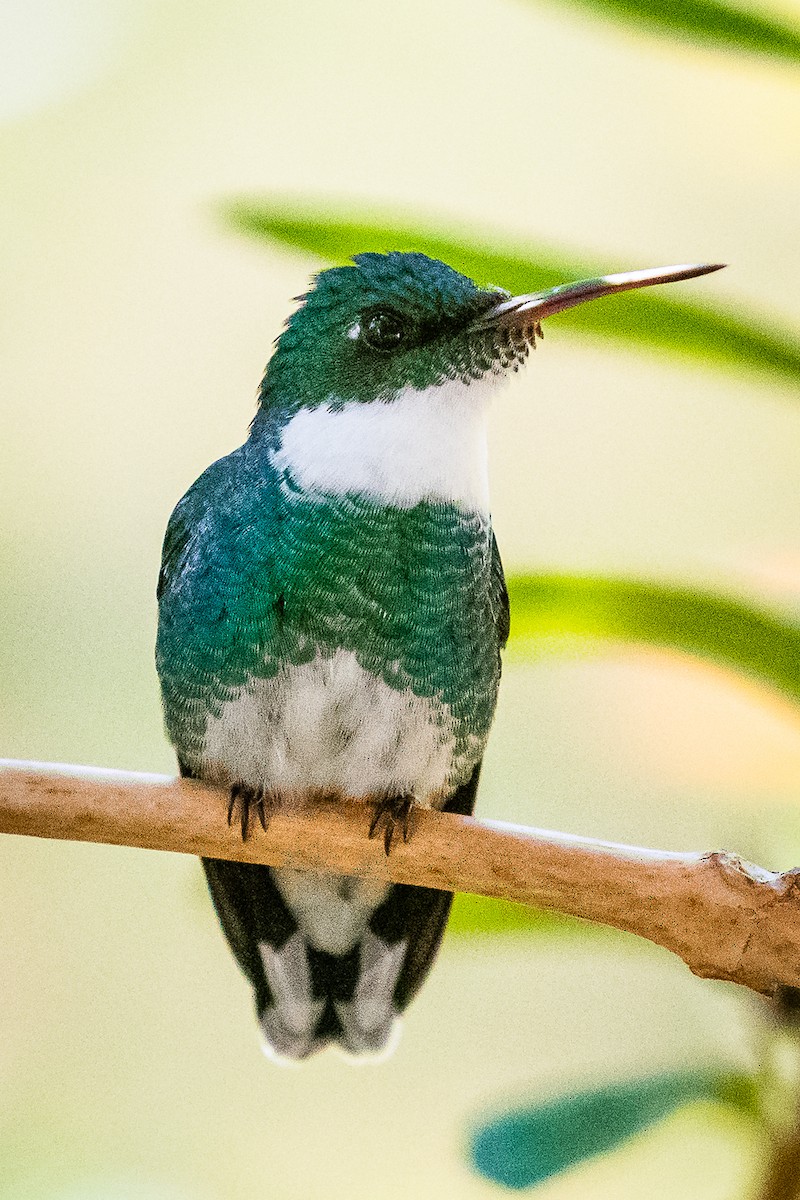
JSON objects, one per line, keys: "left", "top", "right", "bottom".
{"left": 181, "top": 758, "right": 330, "bottom": 1057}
{"left": 370, "top": 762, "right": 482, "bottom": 1015}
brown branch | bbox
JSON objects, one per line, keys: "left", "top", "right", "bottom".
{"left": 1, "top": 758, "right": 799, "bottom": 996}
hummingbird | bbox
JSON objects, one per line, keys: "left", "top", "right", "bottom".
{"left": 155, "top": 252, "right": 723, "bottom": 1061}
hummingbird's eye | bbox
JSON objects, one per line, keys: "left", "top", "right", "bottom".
{"left": 360, "top": 309, "right": 408, "bottom": 352}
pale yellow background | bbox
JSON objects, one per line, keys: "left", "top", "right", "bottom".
{"left": 1, "top": 1, "right": 799, "bottom": 1196}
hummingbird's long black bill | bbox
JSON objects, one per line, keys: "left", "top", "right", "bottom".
{"left": 469, "top": 262, "right": 726, "bottom": 331}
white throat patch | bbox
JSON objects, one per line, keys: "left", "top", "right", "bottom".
{"left": 271, "top": 376, "right": 499, "bottom": 514}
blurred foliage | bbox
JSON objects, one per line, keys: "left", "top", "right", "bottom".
{"left": 223, "top": 201, "right": 800, "bottom": 387}
{"left": 532, "top": 0, "right": 800, "bottom": 64}
{"left": 508, "top": 574, "right": 800, "bottom": 705}
{"left": 449, "top": 892, "right": 608, "bottom": 939}
{"left": 468, "top": 1069, "right": 761, "bottom": 1189}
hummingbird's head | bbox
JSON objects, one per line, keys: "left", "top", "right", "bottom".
{"left": 258, "top": 252, "right": 724, "bottom": 417}
{"left": 257, "top": 252, "right": 723, "bottom": 514}
{"left": 260, "top": 252, "right": 522, "bottom": 415}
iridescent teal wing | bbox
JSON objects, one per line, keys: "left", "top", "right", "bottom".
{"left": 490, "top": 529, "right": 510, "bottom": 650}
{"left": 155, "top": 443, "right": 283, "bottom": 768}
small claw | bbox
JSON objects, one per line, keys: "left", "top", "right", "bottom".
{"left": 369, "top": 794, "right": 416, "bottom": 856}
{"left": 227, "top": 785, "right": 239, "bottom": 827}
{"left": 368, "top": 807, "right": 382, "bottom": 840}
{"left": 228, "top": 783, "right": 272, "bottom": 843}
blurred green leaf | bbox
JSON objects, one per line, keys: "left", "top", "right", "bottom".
{"left": 534, "top": 0, "right": 800, "bottom": 64}
{"left": 508, "top": 574, "right": 800, "bottom": 707}
{"left": 448, "top": 892, "right": 600, "bottom": 938}
{"left": 712, "top": 1070, "right": 763, "bottom": 1119}
{"left": 224, "top": 201, "right": 800, "bottom": 386}
{"left": 468, "top": 1069, "right": 757, "bottom": 1189}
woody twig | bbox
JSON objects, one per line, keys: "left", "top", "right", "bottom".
{"left": 1, "top": 757, "right": 799, "bottom": 996}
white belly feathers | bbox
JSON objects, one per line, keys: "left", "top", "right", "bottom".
{"left": 201, "top": 648, "right": 459, "bottom": 803}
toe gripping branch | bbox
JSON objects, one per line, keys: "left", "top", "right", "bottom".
{"left": 228, "top": 783, "right": 275, "bottom": 841}
{"left": 227, "top": 785, "right": 415, "bottom": 852}
{"left": 369, "top": 794, "right": 416, "bottom": 856}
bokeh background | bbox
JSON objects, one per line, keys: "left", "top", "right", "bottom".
{"left": 2, "top": 0, "right": 800, "bottom": 1196}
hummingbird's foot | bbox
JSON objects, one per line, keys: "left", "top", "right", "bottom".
{"left": 227, "top": 783, "right": 274, "bottom": 841}
{"left": 368, "top": 793, "right": 416, "bottom": 856}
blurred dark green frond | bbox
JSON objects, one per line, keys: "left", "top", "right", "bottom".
{"left": 534, "top": 0, "right": 800, "bottom": 65}
{"left": 508, "top": 574, "right": 800, "bottom": 707}
{"left": 468, "top": 1069, "right": 758, "bottom": 1189}
{"left": 223, "top": 201, "right": 800, "bottom": 386}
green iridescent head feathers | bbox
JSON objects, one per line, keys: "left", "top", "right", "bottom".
{"left": 258, "top": 252, "right": 525, "bottom": 414}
